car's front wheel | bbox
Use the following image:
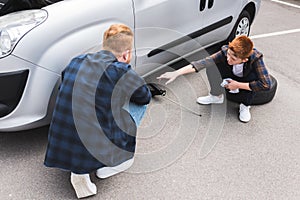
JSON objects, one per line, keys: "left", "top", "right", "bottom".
{"left": 228, "top": 10, "right": 251, "bottom": 42}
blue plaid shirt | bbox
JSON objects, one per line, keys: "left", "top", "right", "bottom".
{"left": 44, "top": 50, "right": 151, "bottom": 174}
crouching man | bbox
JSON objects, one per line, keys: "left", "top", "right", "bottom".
{"left": 44, "top": 24, "right": 151, "bottom": 199}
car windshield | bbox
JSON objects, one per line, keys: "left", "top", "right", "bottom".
{"left": 0, "top": 0, "right": 62, "bottom": 16}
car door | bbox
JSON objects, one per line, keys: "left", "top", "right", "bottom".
{"left": 198, "top": 0, "right": 241, "bottom": 46}
{"left": 133, "top": 0, "right": 204, "bottom": 75}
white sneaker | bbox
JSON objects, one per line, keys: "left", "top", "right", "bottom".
{"left": 239, "top": 103, "right": 251, "bottom": 122}
{"left": 96, "top": 158, "right": 134, "bottom": 179}
{"left": 70, "top": 173, "right": 97, "bottom": 199}
{"left": 196, "top": 94, "right": 224, "bottom": 105}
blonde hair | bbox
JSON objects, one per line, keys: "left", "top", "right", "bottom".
{"left": 228, "top": 35, "right": 254, "bottom": 59}
{"left": 102, "top": 24, "right": 133, "bottom": 57}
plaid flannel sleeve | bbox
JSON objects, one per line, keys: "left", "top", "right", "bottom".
{"left": 249, "top": 57, "right": 271, "bottom": 92}
{"left": 190, "top": 50, "right": 224, "bottom": 72}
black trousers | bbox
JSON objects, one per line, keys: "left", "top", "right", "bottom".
{"left": 206, "top": 64, "right": 257, "bottom": 106}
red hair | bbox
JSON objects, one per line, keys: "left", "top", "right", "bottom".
{"left": 102, "top": 24, "right": 133, "bottom": 56}
{"left": 228, "top": 35, "right": 254, "bottom": 59}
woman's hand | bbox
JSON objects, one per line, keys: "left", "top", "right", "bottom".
{"left": 157, "top": 64, "right": 196, "bottom": 85}
{"left": 225, "top": 79, "right": 239, "bottom": 90}
{"left": 157, "top": 71, "right": 180, "bottom": 85}
{"left": 226, "top": 79, "right": 251, "bottom": 91}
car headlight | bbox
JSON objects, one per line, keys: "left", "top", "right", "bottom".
{"left": 0, "top": 9, "right": 47, "bottom": 58}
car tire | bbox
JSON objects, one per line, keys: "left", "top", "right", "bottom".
{"left": 228, "top": 10, "right": 251, "bottom": 42}
{"left": 251, "top": 74, "right": 278, "bottom": 105}
{"left": 226, "top": 75, "right": 278, "bottom": 105}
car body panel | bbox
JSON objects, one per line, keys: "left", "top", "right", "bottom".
{"left": 133, "top": 0, "right": 205, "bottom": 75}
{"left": 12, "top": 0, "right": 134, "bottom": 73}
{"left": 0, "top": 55, "right": 59, "bottom": 130}
{"left": 199, "top": 0, "right": 240, "bottom": 46}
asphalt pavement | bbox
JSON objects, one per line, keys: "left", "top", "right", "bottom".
{"left": 0, "top": 0, "right": 300, "bottom": 199}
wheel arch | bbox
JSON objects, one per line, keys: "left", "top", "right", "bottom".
{"left": 242, "top": 2, "right": 257, "bottom": 25}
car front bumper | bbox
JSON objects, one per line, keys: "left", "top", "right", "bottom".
{"left": 0, "top": 55, "right": 60, "bottom": 132}
{"left": 0, "top": 69, "right": 29, "bottom": 118}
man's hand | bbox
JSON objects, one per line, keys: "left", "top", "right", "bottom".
{"left": 157, "top": 71, "right": 180, "bottom": 85}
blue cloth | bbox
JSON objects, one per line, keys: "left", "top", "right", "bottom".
{"left": 44, "top": 50, "right": 151, "bottom": 174}
{"left": 126, "top": 103, "right": 147, "bottom": 126}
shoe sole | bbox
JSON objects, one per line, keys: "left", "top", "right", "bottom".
{"left": 239, "top": 118, "right": 250, "bottom": 123}
{"left": 239, "top": 116, "right": 251, "bottom": 123}
{"left": 196, "top": 100, "right": 224, "bottom": 105}
{"left": 96, "top": 158, "right": 134, "bottom": 179}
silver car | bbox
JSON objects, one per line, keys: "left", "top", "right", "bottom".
{"left": 0, "top": 0, "right": 261, "bottom": 131}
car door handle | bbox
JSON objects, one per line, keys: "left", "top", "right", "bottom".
{"left": 199, "top": 0, "right": 206, "bottom": 11}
